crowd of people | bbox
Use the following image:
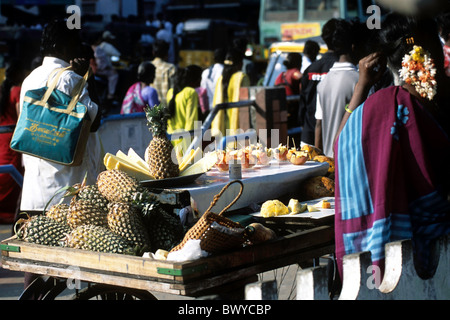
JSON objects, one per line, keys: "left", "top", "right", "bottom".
{"left": 0, "top": 7, "right": 449, "bottom": 296}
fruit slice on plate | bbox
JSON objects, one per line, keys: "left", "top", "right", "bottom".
{"left": 104, "top": 153, "right": 154, "bottom": 181}
{"left": 127, "top": 148, "right": 150, "bottom": 171}
{"left": 307, "top": 205, "right": 320, "bottom": 212}
{"left": 179, "top": 147, "right": 201, "bottom": 173}
{"left": 116, "top": 150, "right": 149, "bottom": 172}
{"left": 180, "top": 151, "right": 218, "bottom": 177}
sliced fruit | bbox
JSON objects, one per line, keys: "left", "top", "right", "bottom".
{"left": 127, "top": 148, "right": 150, "bottom": 171}
{"left": 104, "top": 153, "right": 154, "bottom": 181}
{"left": 307, "top": 205, "right": 320, "bottom": 212}
{"left": 116, "top": 150, "right": 149, "bottom": 172}
{"left": 288, "top": 199, "right": 307, "bottom": 215}
{"left": 179, "top": 147, "right": 201, "bottom": 172}
{"left": 314, "top": 200, "right": 331, "bottom": 209}
{"left": 180, "top": 151, "right": 218, "bottom": 176}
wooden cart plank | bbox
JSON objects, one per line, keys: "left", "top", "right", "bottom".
{"left": 1, "top": 240, "right": 184, "bottom": 281}
{"left": 1, "top": 259, "right": 184, "bottom": 296}
{"left": 1, "top": 225, "right": 334, "bottom": 287}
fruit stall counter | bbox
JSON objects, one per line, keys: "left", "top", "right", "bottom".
{"left": 1, "top": 222, "right": 334, "bottom": 299}
{"left": 162, "top": 160, "right": 330, "bottom": 215}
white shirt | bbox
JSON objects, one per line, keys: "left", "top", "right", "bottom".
{"left": 19, "top": 57, "right": 102, "bottom": 211}
{"left": 201, "top": 63, "right": 224, "bottom": 110}
{"left": 301, "top": 56, "right": 312, "bottom": 73}
{"left": 156, "top": 23, "right": 175, "bottom": 64}
{"left": 98, "top": 41, "right": 121, "bottom": 58}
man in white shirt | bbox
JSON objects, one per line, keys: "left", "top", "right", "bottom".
{"left": 315, "top": 19, "right": 369, "bottom": 157}
{"left": 17, "top": 19, "right": 103, "bottom": 296}
{"left": 19, "top": 20, "right": 102, "bottom": 215}
{"left": 99, "top": 31, "right": 121, "bottom": 60}
{"left": 95, "top": 31, "right": 120, "bottom": 99}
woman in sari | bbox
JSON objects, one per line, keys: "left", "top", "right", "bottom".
{"left": 121, "top": 61, "right": 159, "bottom": 114}
{"left": 211, "top": 47, "right": 250, "bottom": 138}
{"left": 334, "top": 14, "right": 450, "bottom": 281}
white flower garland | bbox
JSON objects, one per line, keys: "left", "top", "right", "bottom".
{"left": 399, "top": 45, "right": 437, "bottom": 100}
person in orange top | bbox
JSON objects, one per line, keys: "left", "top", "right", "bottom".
{"left": 275, "top": 52, "right": 303, "bottom": 127}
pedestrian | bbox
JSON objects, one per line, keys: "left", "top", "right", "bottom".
{"left": 17, "top": 19, "right": 103, "bottom": 295}
{"left": 333, "top": 13, "right": 450, "bottom": 282}
{"left": 151, "top": 39, "right": 177, "bottom": 106}
{"left": 211, "top": 47, "right": 250, "bottom": 138}
{"left": 92, "top": 35, "right": 119, "bottom": 101}
{"left": 301, "top": 40, "right": 320, "bottom": 73}
{"left": 297, "top": 18, "right": 339, "bottom": 147}
{"left": 120, "top": 61, "right": 159, "bottom": 114}
{"left": 201, "top": 48, "right": 225, "bottom": 113}
{"left": 275, "top": 52, "right": 302, "bottom": 96}
{"left": 436, "top": 12, "right": 450, "bottom": 77}
{"left": 275, "top": 52, "right": 302, "bottom": 128}
{"left": 166, "top": 65, "right": 202, "bottom": 134}
{"left": 166, "top": 65, "right": 202, "bottom": 149}
{"left": 314, "top": 19, "right": 369, "bottom": 157}
{"left": 99, "top": 31, "right": 121, "bottom": 62}
{"left": 156, "top": 21, "right": 176, "bottom": 64}
{"left": 0, "top": 59, "right": 25, "bottom": 224}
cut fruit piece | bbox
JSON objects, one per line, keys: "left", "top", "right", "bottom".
{"left": 288, "top": 199, "right": 307, "bottom": 215}
{"left": 104, "top": 153, "right": 154, "bottom": 181}
{"left": 116, "top": 150, "right": 149, "bottom": 172}
{"left": 314, "top": 200, "right": 331, "bottom": 209}
{"left": 307, "top": 205, "right": 320, "bottom": 212}
{"left": 179, "top": 147, "right": 201, "bottom": 172}
{"left": 127, "top": 148, "right": 150, "bottom": 171}
{"left": 180, "top": 151, "right": 218, "bottom": 176}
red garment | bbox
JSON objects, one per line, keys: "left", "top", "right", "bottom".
{"left": 443, "top": 45, "right": 450, "bottom": 77}
{"left": 274, "top": 68, "right": 302, "bottom": 96}
{"left": 0, "top": 85, "right": 23, "bottom": 224}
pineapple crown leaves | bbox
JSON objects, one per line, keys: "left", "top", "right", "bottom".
{"left": 42, "top": 172, "right": 90, "bottom": 214}
{"left": 144, "top": 104, "right": 170, "bottom": 136}
{"left": 13, "top": 212, "right": 33, "bottom": 239}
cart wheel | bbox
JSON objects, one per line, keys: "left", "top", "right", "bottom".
{"left": 71, "top": 283, "right": 157, "bottom": 300}
{"left": 19, "top": 276, "right": 68, "bottom": 300}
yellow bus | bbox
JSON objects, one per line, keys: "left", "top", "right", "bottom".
{"left": 259, "top": 0, "right": 378, "bottom": 46}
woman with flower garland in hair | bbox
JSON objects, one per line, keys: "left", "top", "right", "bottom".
{"left": 333, "top": 13, "right": 450, "bottom": 283}
{"left": 210, "top": 47, "right": 250, "bottom": 138}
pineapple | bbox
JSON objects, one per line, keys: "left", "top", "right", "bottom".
{"left": 67, "top": 198, "right": 109, "bottom": 229}
{"left": 76, "top": 184, "right": 109, "bottom": 213}
{"left": 15, "top": 215, "right": 70, "bottom": 246}
{"left": 107, "top": 202, "right": 151, "bottom": 251}
{"left": 97, "top": 169, "right": 155, "bottom": 203}
{"left": 144, "top": 105, "right": 179, "bottom": 179}
{"left": 64, "top": 225, "right": 137, "bottom": 255}
{"left": 46, "top": 203, "right": 69, "bottom": 225}
{"left": 140, "top": 202, "right": 184, "bottom": 252}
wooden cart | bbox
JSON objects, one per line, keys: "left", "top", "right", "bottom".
{"left": 1, "top": 212, "right": 334, "bottom": 300}
{"left": 1, "top": 163, "right": 335, "bottom": 300}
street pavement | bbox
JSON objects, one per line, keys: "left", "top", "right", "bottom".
{"left": 0, "top": 222, "right": 302, "bottom": 300}
{"left": 0, "top": 223, "right": 24, "bottom": 300}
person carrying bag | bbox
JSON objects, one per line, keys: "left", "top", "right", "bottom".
{"left": 11, "top": 66, "right": 92, "bottom": 166}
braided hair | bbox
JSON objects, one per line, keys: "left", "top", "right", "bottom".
{"left": 167, "top": 64, "right": 202, "bottom": 117}
{"left": 221, "top": 47, "right": 244, "bottom": 102}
